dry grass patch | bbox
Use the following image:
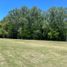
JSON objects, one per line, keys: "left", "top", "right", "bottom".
{"left": 0, "top": 39, "right": 67, "bottom": 67}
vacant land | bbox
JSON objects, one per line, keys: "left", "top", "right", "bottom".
{"left": 0, "top": 39, "right": 67, "bottom": 67}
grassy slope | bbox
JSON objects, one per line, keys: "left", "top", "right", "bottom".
{"left": 0, "top": 39, "right": 67, "bottom": 67}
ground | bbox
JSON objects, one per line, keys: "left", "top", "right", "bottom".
{"left": 0, "top": 39, "right": 67, "bottom": 67}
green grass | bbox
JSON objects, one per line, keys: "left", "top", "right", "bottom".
{"left": 0, "top": 39, "right": 67, "bottom": 67}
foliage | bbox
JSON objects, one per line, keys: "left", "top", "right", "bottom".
{"left": 0, "top": 6, "right": 67, "bottom": 41}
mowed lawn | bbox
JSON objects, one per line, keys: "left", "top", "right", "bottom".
{"left": 0, "top": 39, "right": 67, "bottom": 67}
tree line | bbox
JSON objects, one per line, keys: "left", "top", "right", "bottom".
{"left": 0, "top": 6, "right": 67, "bottom": 41}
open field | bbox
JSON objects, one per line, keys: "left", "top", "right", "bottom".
{"left": 0, "top": 39, "right": 67, "bottom": 67}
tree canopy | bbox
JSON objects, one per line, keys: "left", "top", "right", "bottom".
{"left": 0, "top": 6, "right": 67, "bottom": 41}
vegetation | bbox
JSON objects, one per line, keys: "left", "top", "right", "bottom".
{"left": 0, "top": 6, "right": 67, "bottom": 41}
{"left": 0, "top": 39, "right": 67, "bottom": 67}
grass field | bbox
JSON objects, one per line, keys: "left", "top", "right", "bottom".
{"left": 0, "top": 39, "right": 67, "bottom": 67}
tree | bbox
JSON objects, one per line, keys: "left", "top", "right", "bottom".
{"left": 0, "top": 6, "right": 67, "bottom": 41}
{"left": 48, "top": 7, "right": 65, "bottom": 40}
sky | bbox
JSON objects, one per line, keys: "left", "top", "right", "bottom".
{"left": 0, "top": 0, "right": 67, "bottom": 20}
